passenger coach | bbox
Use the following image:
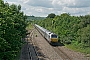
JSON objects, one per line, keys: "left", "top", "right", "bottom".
{"left": 34, "top": 24, "right": 58, "bottom": 44}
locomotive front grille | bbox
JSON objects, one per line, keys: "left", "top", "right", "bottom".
{"left": 51, "top": 38, "right": 58, "bottom": 42}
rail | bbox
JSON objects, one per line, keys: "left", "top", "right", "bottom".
{"left": 27, "top": 29, "right": 40, "bottom": 60}
{"left": 53, "top": 46, "right": 72, "bottom": 60}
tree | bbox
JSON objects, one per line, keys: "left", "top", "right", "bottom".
{"left": 47, "top": 13, "right": 56, "bottom": 18}
{"left": 0, "top": 0, "right": 27, "bottom": 59}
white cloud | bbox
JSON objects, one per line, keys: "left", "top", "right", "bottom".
{"left": 4, "top": 0, "right": 90, "bottom": 17}
{"left": 19, "top": 0, "right": 30, "bottom": 4}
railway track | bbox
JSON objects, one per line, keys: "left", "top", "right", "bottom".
{"left": 53, "top": 46, "right": 72, "bottom": 60}
{"left": 27, "top": 29, "right": 39, "bottom": 60}
{"left": 20, "top": 29, "right": 39, "bottom": 60}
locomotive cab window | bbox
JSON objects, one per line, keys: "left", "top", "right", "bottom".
{"left": 51, "top": 35, "right": 57, "bottom": 38}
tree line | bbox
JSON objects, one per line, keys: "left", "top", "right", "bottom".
{"left": 0, "top": 0, "right": 27, "bottom": 59}
{"left": 35, "top": 13, "right": 90, "bottom": 50}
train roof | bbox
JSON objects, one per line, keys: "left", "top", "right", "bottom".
{"left": 35, "top": 24, "right": 58, "bottom": 36}
{"left": 35, "top": 24, "right": 46, "bottom": 32}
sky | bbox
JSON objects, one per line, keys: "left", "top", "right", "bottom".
{"left": 4, "top": 0, "right": 90, "bottom": 17}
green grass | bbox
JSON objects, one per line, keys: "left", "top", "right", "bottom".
{"left": 65, "top": 44, "right": 90, "bottom": 54}
{"left": 26, "top": 24, "right": 33, "bottom": 30}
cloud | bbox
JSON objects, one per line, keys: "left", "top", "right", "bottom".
{"left": 3, "top": 0, "right": 90, "bottom": 17}
{"left": 19, "top": 0, "right": 53, "bottom": 8}
{"left": 66, "top": 0, "right": 90, "bottom": 8}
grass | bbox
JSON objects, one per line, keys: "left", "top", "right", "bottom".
{"left": 26, "top": 24, "right": 33, "bottom": 30}
{"left": 65, "top": 44, "right": 90, "bottom": 55}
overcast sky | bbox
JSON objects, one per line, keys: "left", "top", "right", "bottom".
{"left": 4, "top": 0, "right": 90, "bottom": 17}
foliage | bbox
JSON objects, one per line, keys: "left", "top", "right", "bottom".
{"left": 0, "top": 0, "right": 27, "bottom": 60}
{"left": 35, "top": 13, "right": 90, "bottom": 50}
{"left": 26, "top": 22, "right": 33, "bottom": 30}
{"left": 46, "top": 13, "right": 56, "bottom": 18}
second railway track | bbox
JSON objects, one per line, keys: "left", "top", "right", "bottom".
{"left": 53, "top": 46, "right": 72, "bottom": 60}
{"left": 27, "top": 29, "right": 39, "bottom": 60}
{"left": 20, "top": 29, "right": 39, "bottom": 60}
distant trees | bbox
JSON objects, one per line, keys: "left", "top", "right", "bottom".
{"left": 0, "top": 0, "right": 27, "bottom": 60}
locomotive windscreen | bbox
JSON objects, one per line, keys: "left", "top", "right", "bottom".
{"left": 51, "top": 34, "right": 57, "bottom": 38}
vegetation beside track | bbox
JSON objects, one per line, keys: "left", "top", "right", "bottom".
{"left": 65, "top": 44, "right": 90, "bottom": 54}
{"left": 26, "top": 23, "right": 33, "bottom": 30}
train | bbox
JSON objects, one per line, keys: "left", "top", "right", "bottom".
{"left": 34, "top": 24, "right": 58, "bottom": 45}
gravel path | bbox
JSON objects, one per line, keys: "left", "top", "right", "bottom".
{"left": 58, "top": 46, "right": 90, "bottom": 60}
{"left": 59, "top": 46, "right": 90, "bottom": 60}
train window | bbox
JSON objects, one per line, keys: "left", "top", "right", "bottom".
{"left": 49, "top": 33, "right": 51, "bottom": 34}
{"left": 51, "top": 35, "right": 57, "bottom": 38}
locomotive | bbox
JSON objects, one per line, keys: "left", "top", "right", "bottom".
{"left": 34, "top": 24, "right": 58, "bottom": 44}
